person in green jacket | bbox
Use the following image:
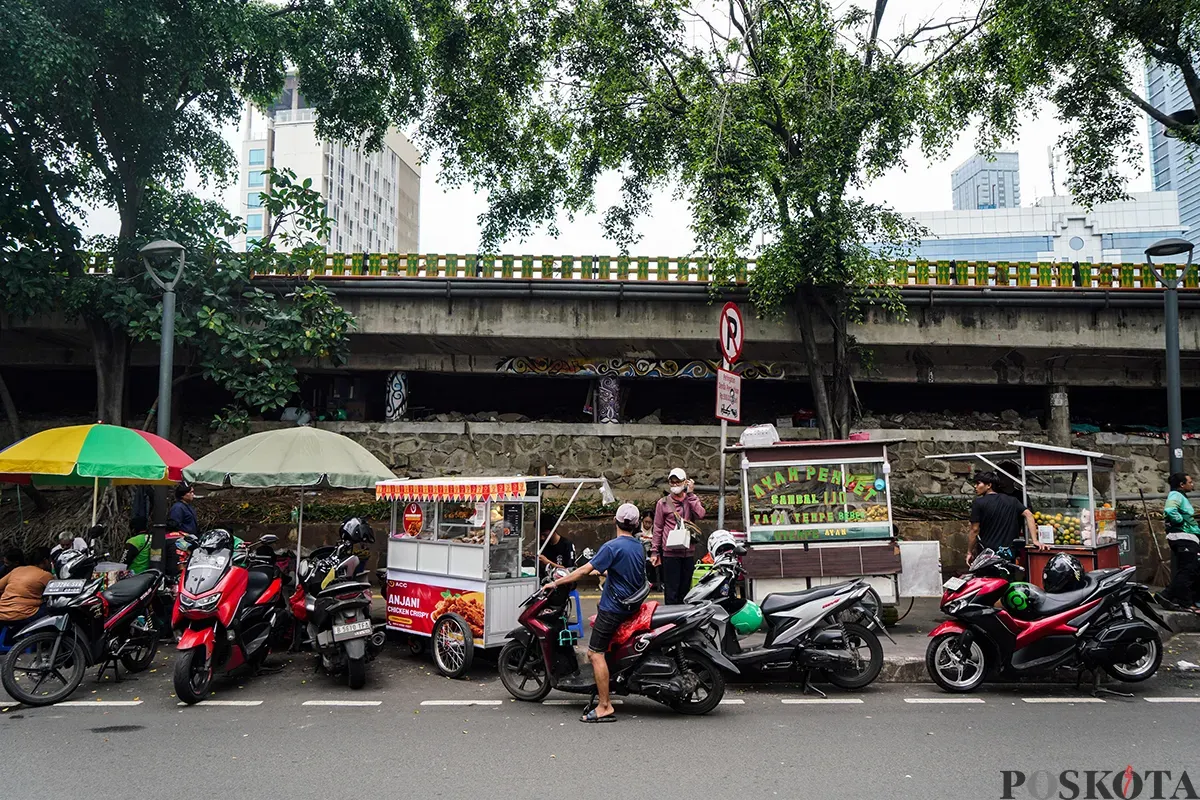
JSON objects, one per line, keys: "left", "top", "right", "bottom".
{"left": 122, "top": 517, "right": 152, "bottom": 575}
{"left": 1161, "top": 472, "right": 1199, "bottom": 612}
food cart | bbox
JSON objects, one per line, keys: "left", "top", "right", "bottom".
{"left": 376, "top": 475, "right": 611, "bottom": 677}
{"left": 732, "top": 437, "right": 906, "bottom": 604}
{"left": 925, "top": 441, "right": 1122, "bottom": 587}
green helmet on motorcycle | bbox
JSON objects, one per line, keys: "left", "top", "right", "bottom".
{"left": 729, "top": 600, "right": 764, "bottom": 634}
{"left": 1001, "top": 582, "right": 1042, "bottom": 618}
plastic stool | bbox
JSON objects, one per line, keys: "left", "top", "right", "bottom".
{"left": 566, "top": 590, "right": 585, "bottom": 639}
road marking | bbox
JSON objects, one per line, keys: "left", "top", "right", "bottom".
{"left": 301, "top": 700, "right": 382, "bottom": 707}
{"left": 1021, "top": 697, "right": 1105, "bottom": 704}
{"left": 1145, "top": 697, "right": 1200, "bottom": 703}
{"left": 719, "top": 699, "right": 746, "bottom": 705}
{"left": 179, "top": 700, "right": 264, "bottom": 707}
{"left": 781, "top": 698, "right": 864, "bottom": 705}
{"left": 420, "top": 700, "right": 503, "bottom": 707}
{"left": 904, "top": 698, "right": 986, "bottom": 704}
{"left": 57, "top": 700, "right": 144, "bottom": 707}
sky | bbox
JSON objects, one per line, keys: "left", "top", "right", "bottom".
{"left": 80, "top": 0, "right": 1154, "bottom": 255}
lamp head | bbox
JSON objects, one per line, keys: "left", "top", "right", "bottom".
{"left": 138, "top": 239, "right": 185, "bottom": 261}
{"left": 1144, "top": 238, "right": 1194, "bottom": 259}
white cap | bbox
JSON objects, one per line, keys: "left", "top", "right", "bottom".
{"left": 668, "top": 468, "right": 688, "bottom": 481}
{"left": 614, "top": 502, "right": 641, "bottom": 525}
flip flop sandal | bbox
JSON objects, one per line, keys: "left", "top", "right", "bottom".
{"left": 580, "top": 709, "right": 618, "bottom": 723}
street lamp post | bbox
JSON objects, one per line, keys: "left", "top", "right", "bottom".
{"left": 1144, "top": 237, "right": 1193, "bottom": 476}
{"left": 139, "top": 240, "right": 186, "bottom": 571}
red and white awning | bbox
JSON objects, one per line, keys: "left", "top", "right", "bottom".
{"left": 376, "top": 476, "right": 527, "bottom": 502}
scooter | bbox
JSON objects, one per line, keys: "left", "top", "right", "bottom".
{"left": 497, "top": 562, "right": 736, "bottom": 715}
{"left": 172, "top": 531, "right": 290, "bottom": 704}
{"left": 684, "top": 545, "right": 886, "bottom": 692}
{"left": 1, "top": 546, "right": 164, "bottom": 706}
{"left": 289, "top": 531, "right": 385, "bottom": 689}
{"left": 927, "top": 548, "right": 1172, "bottom": 694}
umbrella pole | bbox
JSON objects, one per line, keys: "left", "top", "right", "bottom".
{"left": 90, "top": 476, "right": 99, "bottom": 527}
{"left": 296, "top": 490, "right": 305, "bottom": 584}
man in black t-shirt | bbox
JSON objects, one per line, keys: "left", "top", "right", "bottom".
{"left": 969, "top": 472, "right": 1037, "bottom": 556}
{"left": 538, "top": 527, "right": 576, "bottom": 578}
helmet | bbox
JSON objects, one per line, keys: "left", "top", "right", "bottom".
{"left": 708, "top": 530, "right": 736, "bottom": 560}
{"left": 729, "top": 600, "right": 764, "bottom": 634}
{"left": 340, "top": 517, "right": 374, "bottom": 544}
{"left": 1001, "top": 582, "right": 1042, "bottom": 619}
{"left": 55, "top": 548, "right": 96, "bottom": 580}
{"left": 1042, "top": 553, "right": 1085, "bottom": 593}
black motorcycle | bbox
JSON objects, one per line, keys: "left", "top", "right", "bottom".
{"left": 2, "top": 548, "right": 164, "bottom": 706}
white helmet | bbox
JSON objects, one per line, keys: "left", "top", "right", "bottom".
{"left": 708, "top": 530, "right": 736, "bottom": 560}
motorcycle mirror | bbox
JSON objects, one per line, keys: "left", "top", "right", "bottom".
{"left": 733, "top": 544, "right": 748, "bottom": 556}
{"left": 259, "top": 534, "right": 278, "bottom": 545}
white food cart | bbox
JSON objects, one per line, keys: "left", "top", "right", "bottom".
{"left": 377, "top": 475, "right": 610, "bottom": 677}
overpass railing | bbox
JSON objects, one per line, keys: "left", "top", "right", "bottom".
{"left": 85, "top": 253, "right": 1200, "bottom": 289}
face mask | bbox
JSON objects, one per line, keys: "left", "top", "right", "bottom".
{"left": 669, "top": 485, "right": 684, "bottom": 496}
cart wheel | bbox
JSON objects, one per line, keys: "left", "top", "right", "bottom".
{"left": 431, "top": 613, "right": 474, "bottom": 678}
{"left": 407, "top": 636, "right": 426, "bottom": 657}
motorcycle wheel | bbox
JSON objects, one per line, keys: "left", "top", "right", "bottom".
{"left": 120, "top": 626, "right": 160, "bottom": 673}
{"left": 431, "top": 613, "right": 474, "bottom": 679}
{"left": 346, "top": 655, "right": 367, "bottom": 690}
{"left": 926, "top": 632, "right": 988, "bottom": 693}
{"left": 669, "top": 652, "right": 725, "bottom": 715}
{"left": 173, "top": 646, "right": 213, "bottom": 705}
{"left": 498, "top": 639, "right": 551, "bottom": 702}
{"left": 1103, "top": 633, "right": 1163, "bottom": 682}
{"left": 1, "top": 630, "right": 88, "bottom": 707}
{"left": 825, "top": 623, "right": 884, "bottom": 691}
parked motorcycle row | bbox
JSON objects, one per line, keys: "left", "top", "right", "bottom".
{"left": 0, "top": 528, "right": 1174, "bottom": 711}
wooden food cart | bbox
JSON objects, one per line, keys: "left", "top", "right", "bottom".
{"left": 733, "top": 438, "right": 904, "bottom": 604}
{"left": 377, "top": 475, "right": 609, "bottom": 677}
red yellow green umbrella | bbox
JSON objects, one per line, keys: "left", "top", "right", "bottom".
{"left": 0, "top": 424, "right": 193, "bottom": 524}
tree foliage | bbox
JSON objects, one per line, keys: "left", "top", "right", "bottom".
{"left": 924, "top": 0, "right": 1200, "bottom": 206}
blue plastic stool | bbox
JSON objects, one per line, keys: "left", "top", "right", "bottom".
{"left": 566, "top": 590, "right": 585, "bottom": 639}
{"left": 0, "top": 624, "right": 13, "bottom": 655}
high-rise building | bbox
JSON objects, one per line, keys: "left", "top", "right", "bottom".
{"left": 1146, "top": 61, "right": 1200, "bottom": 235}
{"left": 236, "top": 73, "right": 421, "bottom": 253}
{"left": 951, "top": 152, "right": 1021, "bottom": 210}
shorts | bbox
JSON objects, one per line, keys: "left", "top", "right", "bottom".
{"left": 589, "top": 609, "right": 632, "bottom": 653}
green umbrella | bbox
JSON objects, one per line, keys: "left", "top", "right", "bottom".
{"left": 183, "top": 426, "right": 395, "bottom": 578}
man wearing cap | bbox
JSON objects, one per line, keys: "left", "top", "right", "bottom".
{"left": 652, "top": 467, "right": 706, "bottom": 605}
{"left": 547, "top": 502, "right": 646, "bottom": 723}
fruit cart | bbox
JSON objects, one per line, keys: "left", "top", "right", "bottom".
{"left": 731, "top": 436, "right": 906, "bottom": 604}
{"left": 376, "top": 475, "right": 611, "bottom": 677}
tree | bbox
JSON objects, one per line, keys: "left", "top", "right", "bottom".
{"left": 0, "top": 0, "right": 423, "bottom": 424}
{"left": 922, "top": 0, "right": 1200, "bottom": 206}
{"left": 415, "top": 0, "right": 928, "bottom": 436}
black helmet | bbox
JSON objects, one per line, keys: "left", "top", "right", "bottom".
{"left": 340, "top": 517, "right": 374, "bottom": 545}
{"left": 1043, "top": 553, "right": 1085, "bottom": 593}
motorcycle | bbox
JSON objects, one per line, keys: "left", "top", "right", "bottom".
{"left": 289, "top": 520, "right": 385, "bottom": 689}
{"left": 926, "top": 548, "right": 1171, "bottom": 693}
{"left": 684, "top": 544, "right": 886, "bottom": 691}
{"left": 497, "top": 561, "right": 736, "bottom": 715}
{"left": 172, "top": 531, "right": 290, "bottom": 704}
{"left": 1, "top": 547, "right": 164, "bottom": 706}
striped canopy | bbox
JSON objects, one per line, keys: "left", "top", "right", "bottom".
{"left": 376, "top": 477, "right": 527, "bottom": 502}
{"left": 0, "top": 424, "right": 192, "bottom": 486}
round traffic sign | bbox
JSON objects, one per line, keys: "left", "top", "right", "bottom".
{"left": 718, "top": 302, "right": 744, "bottom": 363}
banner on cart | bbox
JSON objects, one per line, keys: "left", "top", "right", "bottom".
{"left": 386, "top": 572, "right": 486, "bottom": 644}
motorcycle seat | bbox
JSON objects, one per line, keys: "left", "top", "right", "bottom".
{"left": 101, "top": 572, "right": 158, "bottom": 609}
{"left": 1011, "top": 572, "right": 1104, "bottom": 620}
{"left": 650, "top": 604, "right": 696, "bottom": 627}
{"left": 760, "top": 583, "right": 849, "bottom": 616}
{"left": 244, "top": 568, "right": 275, "bottom": 605}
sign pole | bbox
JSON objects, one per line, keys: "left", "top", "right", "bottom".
{"left": 715, "top": 302, "right": 743, "bottom": 531}
{"left": 718, "top": 357, "right": 729, "bottom": 529}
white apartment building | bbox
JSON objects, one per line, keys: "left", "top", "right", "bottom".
{"left": 235, "top": 74, "right": 421, "bottom": 253}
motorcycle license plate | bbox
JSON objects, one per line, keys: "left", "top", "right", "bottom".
{"left": 331, "top": 620, "right": 372, "bottom": 642}
{"left": 943, "top": 577, "right": 966, "bottom": 592}
{"left": 44, "top": 579, "right": 86, "bottom": 596}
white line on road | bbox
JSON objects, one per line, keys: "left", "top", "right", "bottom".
{"left": 178, "top": 700, "right": 264, "bottom": 707}
{"left": 1021, "top": 697, "right": 1105, "bottom": 704}
{"left": 719, "top": 699, "right": 746, "bottom": 705}
{"left": 904, "top": 698, "right": 986, "bottom": 704}
{"left": 420, "top": 700, "right": 503, "bottom": 706}
{"left": 56, "top": 700, "right": 144, "bottom": 707}
{"left": 301, "top": 700, "right": 383, "bottom": 707}
{"left": 1145, "top": 697, "right": 1200, "bottom": 703}
{"left": 781, "top": 698, "right": 864, "bottom": 705}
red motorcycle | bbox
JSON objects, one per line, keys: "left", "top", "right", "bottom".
{"left": 926, "top": 549, "right": 1170, "bottom": 693}
{"left": 172, "top": 530, "right": 290, "bottom": 704}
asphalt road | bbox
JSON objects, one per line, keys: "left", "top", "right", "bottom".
{"left": 3, "top": 643, "right": 1200, "bottom": 800}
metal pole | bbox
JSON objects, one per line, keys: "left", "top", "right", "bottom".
{"left": 149, "top": 287, "right": 176, "bottom": 572}
{"left": 717, "top": 357, "right": 730, "bottom": 529}
{"left": 1164, "top": 281, "right": 1184, "bottom": 475}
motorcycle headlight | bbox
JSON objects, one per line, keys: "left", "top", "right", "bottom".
{"left": 181, "top": 593, "right": 220, "bottom": 612}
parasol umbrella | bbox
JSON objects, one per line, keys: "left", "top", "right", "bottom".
{"left": 0, "top": 423, "right": 193, "bottom": 526}
{"left": 182, "top": 426, "right": 395, "bottom": 580}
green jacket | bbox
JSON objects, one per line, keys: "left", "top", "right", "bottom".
{"left": 1164, "top": 490, "right": 1199, "bottom": 543}
{"left": 124, "top": 533, "right": 151, "bottom": 574}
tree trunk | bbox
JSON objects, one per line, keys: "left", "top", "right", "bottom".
{"left": 90, "top": 319, "right": 130, "bottom": 426}
{"left": 0, "top": 367, "right": 50, "bottom": 511}
{"left": 794, "top": 287, "right": 835, "bottom": 439}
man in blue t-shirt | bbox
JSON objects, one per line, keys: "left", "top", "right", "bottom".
{"left": 546, "top": 502, "right": 647, "bottom": 723}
